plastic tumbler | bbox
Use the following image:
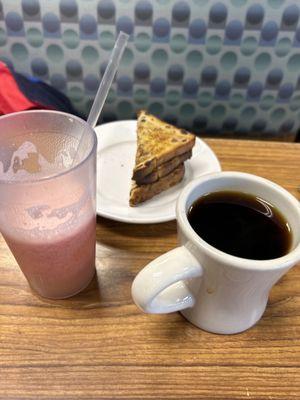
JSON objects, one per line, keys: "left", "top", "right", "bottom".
{"left": 0, "top": 110, "right": 97, "bottom": 299}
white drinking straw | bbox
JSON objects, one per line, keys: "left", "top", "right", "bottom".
{"left": 72, "top": 31, "right": 129, "bottom": 165}
{"left": 87, "top": 31, "right": 129, "bottom": 128}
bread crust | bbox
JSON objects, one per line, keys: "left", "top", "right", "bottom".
{"left": 135, "top": 150, "right": 192, "bottom": 185}
{"left": 129, "top": 164, "right": 185, "bottom": 207}
{"left": 132, "top": 110, "right": 195, "bottom": 181}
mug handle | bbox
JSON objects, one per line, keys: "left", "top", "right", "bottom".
{"left": 131, "top": 246, "right": 203, "bottom": 314}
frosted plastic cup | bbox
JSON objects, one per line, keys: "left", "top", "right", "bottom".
{"left": 0, "top": 110, "right": 97, "bottom": 299}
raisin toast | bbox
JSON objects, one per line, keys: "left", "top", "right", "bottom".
{"left": 130, "top": 164, "right": 185, "bottom": 207}
{"left": 132, "top": 110, "right": 195, "bottom": 182}
{"left": 136, "top": 150, "right": 192, "bottom": 185}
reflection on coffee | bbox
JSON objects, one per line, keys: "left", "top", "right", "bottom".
{"left": 187, "top": 191, "right": 292, "bottom": 260}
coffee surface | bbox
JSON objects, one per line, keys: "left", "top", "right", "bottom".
{"left": 187, "top": 191, "right": 292, "bottom": 260}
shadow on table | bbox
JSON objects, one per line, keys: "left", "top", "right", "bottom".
{"left": 32, "top": 269, "right": 103, "bottom": 309}
{"left": 96, "top": 216, "right": 177, "bottom": 252}
{"left": 97, "top": 215, "right": 176, "bottom": 238}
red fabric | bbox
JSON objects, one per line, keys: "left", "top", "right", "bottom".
{"left": 0, "top": 62, "right": 44, "bottom": 114}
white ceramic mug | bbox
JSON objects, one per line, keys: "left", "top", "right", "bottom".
{"left": 132, "top": 172, "right": 300, "bottom": 334}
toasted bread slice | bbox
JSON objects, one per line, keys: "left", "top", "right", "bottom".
{"left": 132, "top": 111, "right": 195, "bottom": 181}
{"left": 136, "top": 150, "right": 192, "bottom": 185}
{"left": 129, "top": 164, "right": 184, "bottom": 207}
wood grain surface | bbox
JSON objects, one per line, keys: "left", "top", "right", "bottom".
{"left": 0, "top": 139, "right": 299, "bottom": 400}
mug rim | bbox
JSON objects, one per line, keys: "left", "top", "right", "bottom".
{"left": 177, "top": 171, "right": 300, "bottom": 271}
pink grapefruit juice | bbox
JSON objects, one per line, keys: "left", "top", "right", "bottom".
{"left": 1, "top": 175, "right": 96, "bottom": 299}
{"left": 0, "top": 112, "right": 97, "bottom": 299}
{"left": 3, "top": 216, "right": 95, "bottom": 299}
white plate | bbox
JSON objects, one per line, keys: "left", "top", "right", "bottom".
{"left": 96, "top": 120, "right": 221, "bottom": 224}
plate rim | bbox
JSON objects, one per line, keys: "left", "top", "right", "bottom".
{"left": 95, "top": 120, "right": 221, "bottom": 224}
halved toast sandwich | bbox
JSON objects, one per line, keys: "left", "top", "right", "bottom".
{"left": 129, "top": 111, "right": 195, "bottom": 206}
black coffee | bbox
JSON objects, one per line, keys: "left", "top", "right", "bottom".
{"left": 187, "top": 191, "right": 292, "bottom": 260}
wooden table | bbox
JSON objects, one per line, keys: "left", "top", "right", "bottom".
{"left": 0, "top": 139, "right": 299, "bottom": 400}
